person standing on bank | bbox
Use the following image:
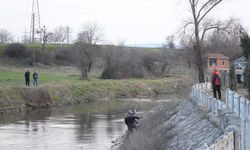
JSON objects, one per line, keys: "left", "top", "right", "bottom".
{"left": 33, "top": 71, "right": 39, "bottom": 86}
{"left": 24, "top": 69, "right": 30, "bottom": 86}
{"left": 235, "top": 65, "right": 243, "bottom": 84}
{"left": 212, "top": 69, "right": 221, "bottom": 99}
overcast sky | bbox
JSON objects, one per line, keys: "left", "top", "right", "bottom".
{"left": 0, "top": 0, "right": 250, "bottom": 45}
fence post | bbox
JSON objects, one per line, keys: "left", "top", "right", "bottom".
{"left": 196, "top": 84, "right": 199, "bottom": 98}
{"left": 216, "top": 99, "right": 219, "bottom": 114}
{"left": 192, "top": 86, "right": 194, "bottom": 97}
{"left": 237, "top": 96, "right": 241, "bottom": 117}
{"left": 213, "top": 98, "right": 216, "bottom": 114}
{"left": 206, "top": 93, "right": 209, "bottom": 107}
{"left": 245, "top": 117, "right": 250, "bottom": 150}
{"left": 193, "top": 86, "right": 196, "bottom": 97}
{"left": 246, "top": 101, "right": 249, "bottom": 116}
{"left": 201, "top": 90, "right": 204, "bottom": 103}
{"left": 194, "top": 85, "right": 197, "bottom": 97}
{"left": 226, "top": 89, "right": 229, "bottom": 108}
{"left": 195, "top": 84, "right": 198, "bottom": 97}
{"left": 232, "top": 92, "right": 235, "bottom": 113}
{"left": 198, "top": 84, "right": 201, "bottom": 100}
{"left": 243, "top": 98, "right": 246, "bottom": 119}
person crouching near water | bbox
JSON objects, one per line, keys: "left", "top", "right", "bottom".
{"left": 124, "top": 109, "right": 143, "bottom": 135}
{"left": 211, "top": 69, "right": 221, "bottom": 99}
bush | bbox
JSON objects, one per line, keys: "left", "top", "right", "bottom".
{"left": 229, "top": 64, "right": 237, "bottom": 91}
{"left": 54, "top": 48, "right": 76, "bottom": 65}
{"left": 100, "top": 66, "right": 118, "bottom": 79}
{"left": 33, "top": 49, "right": 53, "bottom": 65}
{"left": 4, "top": 43, "right": 28, "bottom": 58}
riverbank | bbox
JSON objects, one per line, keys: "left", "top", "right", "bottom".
{"left": 0, "top": 76, "right": 194, "bottom": 114}
{"left": 112, "top": 98, "right": 234, "bottom": 150}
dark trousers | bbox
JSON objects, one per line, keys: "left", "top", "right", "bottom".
{"left": 236, "top": 75, "right": 242, "bottom": 84}
{"left": 25, "top": 78, "right": 30, "bottom": 86}
{"left": 213, "top": 85, "right": 221, "bottom": 99}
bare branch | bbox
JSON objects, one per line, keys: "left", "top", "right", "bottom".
{"left": 198, "top": 0, "right": 223, "bottom": 24}
{"left": 197, "top": 0, "right": 213, "bottom": 19}
{"left": 200, "top": 19, "right": 235, "bottom": 44}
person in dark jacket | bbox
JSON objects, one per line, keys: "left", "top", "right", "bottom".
{"left": 211, "top": 69, "right": 221, "bottom": 99}
{"left": 235, "top": 65, "right": 243, "bottom": 84}
{"left": 24, "top": 70, "right": 30, "bottom": 86}
{"left": 125, "top": 115, "right": 142, "bottom": 133}
{"left": 32, "top": 71, "right": 39, "bottom": 86}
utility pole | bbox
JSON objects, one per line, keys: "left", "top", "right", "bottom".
{"left": 22, "top": 29, "right": 29, "bottom": 44}
{"left": 29, "top": 0, "right": 41, "bottom": 43}
{"left": 67, "top": 26, "right": 70, "bottom": 44}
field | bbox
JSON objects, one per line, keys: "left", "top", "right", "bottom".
{"left": 0, "top": 66, "right": 80, "bottom": 86}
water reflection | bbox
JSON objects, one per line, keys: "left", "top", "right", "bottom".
{"left": 0, "top": 100, "right": 165, "bottom": 150}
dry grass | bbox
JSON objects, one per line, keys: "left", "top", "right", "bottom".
{"left": 119, "top": 102, "right": 180, "bottom": 150}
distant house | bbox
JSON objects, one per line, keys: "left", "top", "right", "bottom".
{"left": 230, "top": 54, "right": 247, "bottom": 70}
{"left": 206, "top": 53, "right": 230, "bottom": 73}
{"left": 230, "top": 54, "right": 247, "bottom": 81}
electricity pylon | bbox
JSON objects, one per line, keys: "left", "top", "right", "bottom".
{"left": 29, "top": 0, "right": 41, "bottom": 43}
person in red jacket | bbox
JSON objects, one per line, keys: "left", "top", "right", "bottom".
{"left": 211, "top": 69, "right": 221, "bottom": 99}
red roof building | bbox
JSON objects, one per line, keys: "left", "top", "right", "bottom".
{"left": 206, "top": 53, "right": 230, "bottom": 73}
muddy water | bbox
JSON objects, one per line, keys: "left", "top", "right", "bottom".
{"left": 0, "top": 99, "right": 172, "bottom": 150}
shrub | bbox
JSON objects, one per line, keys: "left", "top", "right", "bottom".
{"left": 33, "top": 49, "right": 53, "bottom": 65}
{"left": 100, "top": 66, "right": 118, "bottom": 79}
{"left": 4, "top": 43, "right": 28, "bottom": 58}
{"left": 55, "top": 48, "right": 72, "bottom": 62}
{"left": 229, "top": 64, "right": 237, "bottom": 91}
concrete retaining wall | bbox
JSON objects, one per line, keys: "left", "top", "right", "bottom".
{"left": 205, "top": 131, "right": 234, "bottom": 150}
{"left": 192, "top": 82, "right": 250, "bottom": 150}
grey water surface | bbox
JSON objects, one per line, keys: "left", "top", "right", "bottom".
{"left": 0, "top": 99, "right": 165, "bottom": 150}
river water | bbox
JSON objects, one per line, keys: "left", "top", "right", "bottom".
{"left": 0, "top": 99, "right": 170, "bottom": 150}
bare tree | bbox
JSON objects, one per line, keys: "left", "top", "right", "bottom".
{"left": 0, "top": 29, "right": 13, "bottom": 43}
{"left": 159, "top": 48, "right": 177, "bottom": 75}
{"left": 77, "top": 22, "right": 103, "bottom": 45}
{"left": 180, "top": 35, "right": 195, "bottom": 70}
{"left": 74, "top": 43, "right": 95, "bottom": 79}
{"left": 51, "top": 26, "right": 72, "bottom": 44}
{"left": 185, "top": 0, "right": 223, "bottom": 82}
{"left": 204, "top": 19, "right": 242, "bottom": 57}
{"left": 40, "top": 25, "right": 52, "bottom": 51}
{"left": 163, "top": 35, "right": 175, "bottom": 49}
{"left": 76, "top": 22, "right": 104, "bottom": 79}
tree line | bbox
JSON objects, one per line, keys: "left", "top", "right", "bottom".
{"left": 1, "top": 42, "right": 187, "bottom": 80}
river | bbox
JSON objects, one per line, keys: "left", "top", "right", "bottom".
{"left": 0, "top": 99, "right": 170, "bottom": 150}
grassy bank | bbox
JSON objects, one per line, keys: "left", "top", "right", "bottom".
{"left": 0, "top": 69, "right": 194, "bottom": 113}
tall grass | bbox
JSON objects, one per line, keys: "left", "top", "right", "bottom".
{"left": 119, "top": 102, "right": 179, "bottom": 150}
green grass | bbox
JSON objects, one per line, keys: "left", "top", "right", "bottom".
{"left": 0, "top": 70, "right": 79, "bottom": 86}
{"left": 0, "top": 69, "right": 173, "bottom": 86}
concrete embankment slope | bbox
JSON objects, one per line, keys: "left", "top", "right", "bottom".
{"left": 115, "top": 99, "right": 238, "bottom": 150}
{"left": 0, "top": 77, "right": 193, "bottom": 114}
